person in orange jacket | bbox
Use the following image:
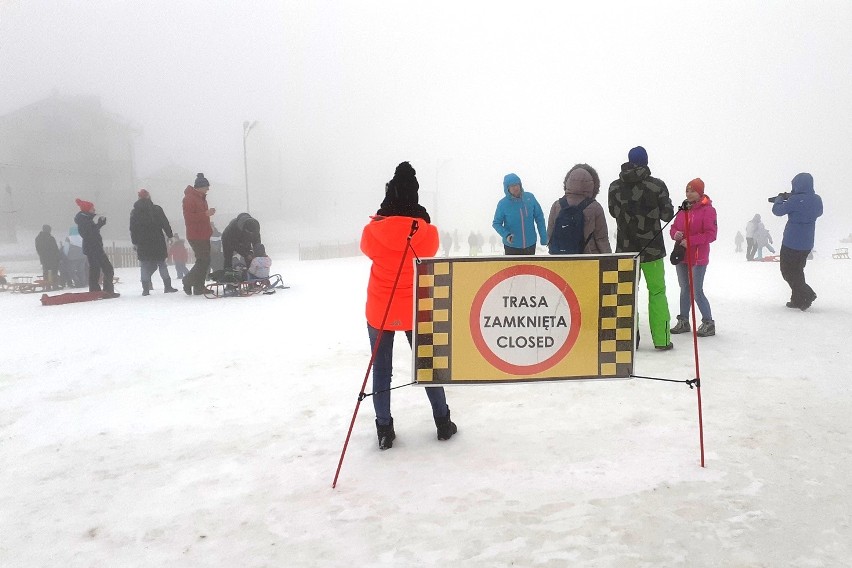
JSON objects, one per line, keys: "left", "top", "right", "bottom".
{"left": 360, "top": 161, "right": 457, "bottom": 450}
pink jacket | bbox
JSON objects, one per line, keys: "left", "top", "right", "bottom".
{"left": 670, "top": 195, "right": 717, "bottom": 266}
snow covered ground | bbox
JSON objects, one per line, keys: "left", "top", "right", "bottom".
{"left": 1, "top": 246, "right": 851, "bottom": 567}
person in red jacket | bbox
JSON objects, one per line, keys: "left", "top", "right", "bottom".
{"left": 181, "top": 173, "right": 216, "bottom": 295}
{"left": 669, "top": 178, "right": 718, "bottom": 337}
{"left": 360, "top": 161, "right": 457, "bottom": 450}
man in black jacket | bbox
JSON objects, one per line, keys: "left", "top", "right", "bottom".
{"left": 35, "top": 225, "right": 61, "bottom": 290}
{"left": 130, "top": 189, "right": 179, "bottom": 295}
{"left": 221, "top": 213, "right": 262, "bottom": 269}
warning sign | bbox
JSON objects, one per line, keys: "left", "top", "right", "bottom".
{"left": 414, "top": 254, "right": 638, "bottom": 384}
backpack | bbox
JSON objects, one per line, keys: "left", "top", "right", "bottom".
{"left": 548, "top": 197, "right": 594, "bottom": 254}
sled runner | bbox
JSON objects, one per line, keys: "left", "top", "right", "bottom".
{"left": 833, "top": 248, "right": 849, "bottom": 259}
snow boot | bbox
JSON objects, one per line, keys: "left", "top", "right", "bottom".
{"left": 670, "top": 317, "right": 690, "bottom": 334}
{"left": 182, "top": 278, "right": 192, "bottom": 295}
{"left": 696, "top": 319, "right": 715, "bottom": 337}
{"left": 376, "top": 418, "right": 395, "bottom": 450}
{"left": 142, "top": 282, "right": 151, "bottom": 296}
{"left": 164, "top": 278, "right": 178, "bottom": 293}
{"left": 435, "top": 408, "right": 457, "bottom": 441}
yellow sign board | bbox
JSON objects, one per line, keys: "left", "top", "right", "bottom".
{"left": 414, "top": 255, "right": 638, "bottom": 384}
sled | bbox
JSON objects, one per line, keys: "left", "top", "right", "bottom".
{"left": 760, "top": 255, "right": 781, "bottom": 262}
{"left": 833, "top": 248, "right": 849, "bottom": 259}
{"left": 40, "top": 291, "right": 112, "bottom": 306}
{"left": 9, "top": 276, "right": 46, "bottom": 293}
{"left": 203, "top": 274, "right": 287, "bottom": 298}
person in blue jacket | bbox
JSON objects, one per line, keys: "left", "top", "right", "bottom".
{"left": 492, "top": 173, "right": 548, "bottom": 255}
{"left": 771, "top": 172, "right": 823, "bottom": 310}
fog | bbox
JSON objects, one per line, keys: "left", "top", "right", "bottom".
{"left": 1, "top": 1, "right": 850, "bottom": 248}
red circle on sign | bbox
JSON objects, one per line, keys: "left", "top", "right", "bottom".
{"left": 469, "top": 265, "right": 582, "bottom": 375}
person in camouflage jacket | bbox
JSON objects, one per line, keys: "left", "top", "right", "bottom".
{"left": 608, "top": 146, "right": 675, "bottom": 350}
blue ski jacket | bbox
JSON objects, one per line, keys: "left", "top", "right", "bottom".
{"left": 492, "top": 173, "right": 548, "bottom": 250}
{"left": 772, "top": 172, "right": 823, "bottom": 251}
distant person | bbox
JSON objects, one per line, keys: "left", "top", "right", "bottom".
{"left": 74, "top": 198, "right": 119, "bottom": 298}
{"left": 734, "top": 230, "right": 744, "bottom": 253}
{"left": 754, "top": 226, "right": 775, "bottom": 260}
{"left": 361, "top": 161, "right": 457, "bottom": 450}
{"left": 63, "top": 227, "right": 88, "bottom": 287}
{"left": 546, "top": 164, "right": 611, "bottom": 254}
{"left": 669, "top": 178, "right": 718, "bottom": 337}
{"left": 168, "top": 234, "right": 190, "bottom": 279}
{"left": 608, "top": 146, "right": 674, "bottom": 350}
{"left": 489, "top": 233, "right": 497, "bottom": 252}
{"left": 35, "top": 224, "right": 61, "bottom": 290}
{"left": 129, "top": 189, "right": 178, "bottom": 296}
{"left": 467, "top": 230, "right": 477, "bottom": 256}
{"left": 772, "top": 172, "right": 823, "bottom": 310}
{"left": 745, "top": 214, "right": 763, "bottom": 261}
{"left": 222, "top": 213, "right": 262, "bottom": 269}
{"left": 441, "top": 231, "right": 453, "bottom": 257}
{"left": 182, "top": 172, "right": 215, "bottom": 295}
{"left": 492, "top": 173, "right": 548, "bottom": 255}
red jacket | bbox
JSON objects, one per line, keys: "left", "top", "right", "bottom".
{"left": 361, "top": 216, "right": 439, "bottom": 331}
{"left": 182, "top": 186, "right": 212, "bottom": 240}
{"left": 670, "top": 195, "right": 717, "bottom": 266}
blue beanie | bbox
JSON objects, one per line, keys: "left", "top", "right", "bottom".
{"left": 628, "top": 146, "right": 648, "bottom": 166}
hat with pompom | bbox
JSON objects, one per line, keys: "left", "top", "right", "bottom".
{"left": 194, "top": 173, "right": 210, "bottom": 188}
{"left": 75, "top": 198, "right": 95, "bottom": 213}
{"left": 687, "top": 178, "right": 705, "bottom": 196}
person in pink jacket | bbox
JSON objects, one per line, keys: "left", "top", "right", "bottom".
{"left": 669, "top": 178, "right": 718, "bottom": 337}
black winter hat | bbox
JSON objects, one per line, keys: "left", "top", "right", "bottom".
{"left": 670, "top": 245, "right": 685, "bottom": 265}
{"left": 385, "top": 161, "right": 419, "bottom": 205}
{"left": 194, "top": 173, "right": 210, "bottom": 188}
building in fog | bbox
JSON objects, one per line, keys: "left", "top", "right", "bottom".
{"left": 0, "top": 94, "right": 137, "bottom": 242}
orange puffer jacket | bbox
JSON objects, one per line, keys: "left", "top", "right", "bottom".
{"left": 361, "top": 216, "right": 439, "bottom": 331}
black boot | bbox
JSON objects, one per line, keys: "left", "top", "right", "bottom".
{"left": 435, "top": 408, "right": 457, "bottom": 441}
{"left": 376, "top": 418, "right": 395, "bottom": 450}
{"left": 164, "top": 278, "right": 178, "bottom": 293}
{"left": 142, "top": 282, "right": 151, "bottom": 296}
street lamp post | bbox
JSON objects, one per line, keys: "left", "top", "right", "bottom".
{"left": 242, "top": 120, "right": 257, "bottom": 213}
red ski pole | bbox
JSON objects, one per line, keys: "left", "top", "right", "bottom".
{"left": 332, "top": 220, "right": 419, "bottom": 488}
{"left": 683, "top": 205, "right": 706, "bottom": 467}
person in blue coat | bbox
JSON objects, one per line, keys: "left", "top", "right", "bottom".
{"left": 771, "top": 172, "right": 823, "bottom": 310}
{"left": 491, "top": 173, "right": 548, "bottom": 255}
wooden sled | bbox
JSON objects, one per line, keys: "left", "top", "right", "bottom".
{"left": 833, "top": 247, "right": 849, "bottom": 259}
{"left": 203, "top": 274, "right": 287, "bottom": 298}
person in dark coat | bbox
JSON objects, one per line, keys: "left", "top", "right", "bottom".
{"left": 74, "top": 198, "right": 119, "bottom": 298}
{"left": 35, "top": 225, "right": 61, "bottom": 290}
{"left": 221, "top": 213, "right": 262, "bottom": 269}
{"left": 772, "top": 172, "right": 824, "bottom": 310}
{"left": 130, "top": 189, "right": 178, "bottom": 295}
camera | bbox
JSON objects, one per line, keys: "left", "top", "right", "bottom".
{"left": 768, "top": 192, "right": 790, "bottom": 203}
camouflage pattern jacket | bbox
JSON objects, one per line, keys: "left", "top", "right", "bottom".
{"left": 607, "top": 163, "right": 674, "bottom": 263}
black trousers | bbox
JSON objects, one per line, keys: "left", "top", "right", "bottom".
{"left": 186, "top": 239, "right": 211, "bottom": 290}
{"left": 504, "top": 244, "right": 536, "bottom": 255}
{"left": 86, "top": 249, "right": 114, "bottom": 293}
{"left": 780, "top": 245, "right": 815, "bottom": 306}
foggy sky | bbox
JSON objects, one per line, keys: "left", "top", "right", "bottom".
{"left": 1, "top": 1, "right": 850, "bottom": 247}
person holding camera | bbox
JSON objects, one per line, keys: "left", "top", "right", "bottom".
{"left": 74, "top": 198, "right": 119, "bottom": 298}
{"left": 669, "top": 179, "right": 718, "bottom": 337}
{"left": 771, "top": 173, "right": 823, "bottom": 310}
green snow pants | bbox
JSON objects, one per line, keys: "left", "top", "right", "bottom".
{"left": 640, "top": 258, "right": 671, "bottom": 348}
